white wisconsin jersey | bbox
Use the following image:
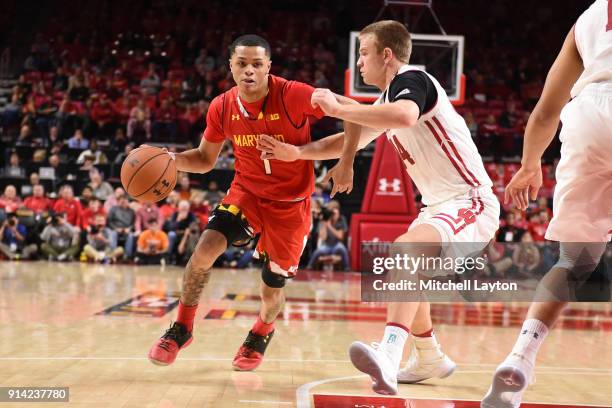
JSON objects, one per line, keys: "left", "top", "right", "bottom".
{"left": 374, "top": 66, "right": 492, "bottom": 206}
{"left": 571, "top": 0, "right": 612, "bottom": 97}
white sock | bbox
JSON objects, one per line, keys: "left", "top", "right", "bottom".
{"left": 413, "top": 332, "right": 444, "bottom": 361}
{"left": 511, "top": 319, "right": 549, "bottom": 363}
{"left": 379, "top": 324, "right": 409, "bottom": 370}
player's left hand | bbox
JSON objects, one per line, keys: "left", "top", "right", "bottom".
{"left": 256, "top": 134, "right": 300, "bottom": 161}
{"left": 322, "top": 158, "right": 354, "bottom": 198}
{"left": 505, "top": 165, "right": 542, "bottom": 210}
{"left": 311, "top": 88, "right": 341, "bottom": 116}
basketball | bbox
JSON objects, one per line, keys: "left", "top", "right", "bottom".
{"left": 120, "top": 146, "right": 177, "bottom": 203}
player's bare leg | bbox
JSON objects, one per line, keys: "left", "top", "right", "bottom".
{"left": 398, "top": 300, "right": 457, "bottom": 384}
{"left": 148, "top": 230, "right": 228, "bottom": 366}
{"left": 483, "top": 242, "right": 605, "bottom": 408}
{"left": 350, "top": 224, "right": 452, "bottom": 395}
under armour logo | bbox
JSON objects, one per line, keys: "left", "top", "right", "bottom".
{"left": 378, "top": 178, "right": 401, "bottom": 193}
{"left": 153, "top": 189, "right": 162, "bottom": 196}
{"left": 232, "top": 114, "right": 240, "bottom": 121}
{"left": 161, "top": 179, "right": 170, "bottom": 187}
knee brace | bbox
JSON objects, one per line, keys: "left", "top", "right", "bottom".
{"left": 556, "top": 242, "right": 606, "bottom": 282}
{"left": 261, "top": 262, "right": 288, "bottom": 288}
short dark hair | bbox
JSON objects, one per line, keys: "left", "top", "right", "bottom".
{"left": 229, "top": 34, "right": 271, "bottom": 57}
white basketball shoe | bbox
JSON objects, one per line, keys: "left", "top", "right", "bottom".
{"left": 481, "top": 353, "right": 535, "bottom": 408}
{"left": 349, "top": 341, "right": 399, "bottom": 395}
{"left": 397, "top": 335, "right": 457, "bottom": 384}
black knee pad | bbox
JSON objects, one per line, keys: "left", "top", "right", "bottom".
{"left": 261, "top": 262, "right": 288, "bottom": 288}
{"left": 205, "top": 204, "right": 254, "bottom": 246}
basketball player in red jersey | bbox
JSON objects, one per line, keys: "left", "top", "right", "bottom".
{"left": 148, "top": 34, "right": 357, "bottom": 370}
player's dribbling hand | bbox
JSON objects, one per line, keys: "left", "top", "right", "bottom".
{"left": 311, "top": 88, "right": 341, "bottom": 116}
{"left": 322, "top": 158, "right": 354, "bottom": 198}
{"left": 256, "top": 134, "right": 300, "bottom": 161}
{"left": 505, "top": 165, "right": 542, "bottom": 210}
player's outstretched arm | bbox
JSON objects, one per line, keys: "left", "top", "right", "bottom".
{"left": 505, "top": 27, "right": 583, "bottom": 210}
{"left": 312, "top": 88, "right": 419, "bottom": 129}
{"left": 257, "top": 128, "right": 382, "bottom": 162}
{"left": 174, "top": 138, "right": 224, "bottom": 174}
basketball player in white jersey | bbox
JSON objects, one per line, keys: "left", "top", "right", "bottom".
{"left": 482, "top": 1, "right": 612, "bottom": 407}
{"left": 257, "top": 20, "right": 500, "bottom": 395}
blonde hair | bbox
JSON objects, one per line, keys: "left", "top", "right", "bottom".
{"left": 360, "top": 20, "right": 412, "bottom": 63}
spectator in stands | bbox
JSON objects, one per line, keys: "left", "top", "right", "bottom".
{"left": 77, "top": 139, "right": 108, "bottom": 165}
{"left": 0, "top": 213, "right": 37, "bottom": 260}
{"left": 177, "top": 220, "right": 200, "bottom": 265}
{"left": 107, "top": 195, "right": 135, "bottom": 258}
{"left": 499, "top": 101, "right": 520, "bottom": 129}
{"left": 527, "top": 211, "right": 548, "bottom": 242}
{"left": 140, "top": 65, "right": 161, "bottom": 95}
{"left": 52, "top": 66, "right": 69, "bottom": 92}
{"left": 159, "top": 190, "right": 180, "bottom": 221}
{"left": 463, "top": 111, "right": 478, "bottom": 139}
{"left": 113, "top": 90, "right": 133, "bottom": 125}
{"left": 497, "top": 212, "right": 525, "bottom": 243}
{"left": 479, "top": 114, "right": 499, "bottom": 156}
{"left": 176, "top": 174, "right": 192, "bottom": 200}
{"left": 307, "top": 201, "right": 349, "bottom": 270}
{"left": 2, "top": 152, "right": 26, "bottom": 178}
{"left": 53, "top": 185, "right": 84, "bottom": 231}
{"left": 80, "top": 186, "right": 94, "bottom": 207}
{"left": 2, "top": 93, "right": 22, "bottom": 128}
{"left": 15, "top": 124, "right": 36, "bottom": 146}
{"left": 32, "top": 149, "right": 47, "bottom": 164}
{"left": 203, "top": 180, "right": 224, "bottom": 208}
{"left": 127, "top": 98, "right": 152, "bottom": 141}
{"left": 24, "top": 184, "right": 53, "bottom": 214}
{"left": 190, "top": 191, "right": 209, "bottom": 226}
{"left": 67, "top": 129, "right": 89, "bottom": 149}
{"left": 113, "top": 142, "right": 135, "bottom": 169}
{"left": 82, "top": 197, "right": 106, "bottom": 230}
{"left": 46, "top": 126, "right": 60, "bottom": 148}
{"left": 90, "top": 94, "right": 116, "bottom": 138}
{"left": 40, "top": 212, "right": 79, "bottom": 261}
{"left": 135, "top": 218, "right": 169, "bottom": 265}
{"left": 67, "top": 73, "right": 89, "bottom": 102}
{"left": 511, "top": 232, "right": 541, "bottom": 279}
{"left": 86, "top": 167, "right": 113, "bottom": 201}
{"left": 0, "top": 185, "right": 22, "bottom": 214}
{"left": 56, "top": 95, "right": 83, "bottom": 139}
{"left": 164, "top": 199, "right": 196, "bottom": 263}
{"left": 104, "top": 187, "right": 126, "bottom": 213}
{"left": 135, "top": 201, "right": 161, "bottom": 235}
{"left": 154, "top": 98, "right": 178, "bottom": 140}
{"left": 83, "top": 214, "right": 123, "bottom": 263}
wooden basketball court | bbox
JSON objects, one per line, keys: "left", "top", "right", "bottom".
{"left": 1, "top": 261, "right": 610, "bottom": 407}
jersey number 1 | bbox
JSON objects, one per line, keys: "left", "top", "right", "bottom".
{"left": 263, "top": 158, "right": 272, "bottom": 174}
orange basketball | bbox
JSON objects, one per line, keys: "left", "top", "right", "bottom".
{"left": 120, "top": 146, "right": 177, "bottom": 203}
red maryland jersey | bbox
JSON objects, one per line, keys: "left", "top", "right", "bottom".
{"left": 204, "top": 75, "right": 324, "bottom": 201}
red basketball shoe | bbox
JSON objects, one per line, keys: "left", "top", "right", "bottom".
{"left": 148, "top": 322, "right": 193, "bottom": 366}
{"left": 232, "top": 330, "right": 275, "bottom": 371}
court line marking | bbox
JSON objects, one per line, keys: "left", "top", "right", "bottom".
{"left": 239, "top": 400, "right": 292, "bottom": 405}
{"left": 0, "top": 356, "right": 610, "bottom": 373}
{"left": 297, "top": 379, "right": 612, "bottom": 408}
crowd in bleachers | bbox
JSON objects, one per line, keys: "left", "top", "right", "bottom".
{"left": 1, "top": 0, "right": 585, "bottom": 270}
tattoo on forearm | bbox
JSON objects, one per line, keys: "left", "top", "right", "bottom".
{"left": 180, "top": 257, "right": 211, "bottom": 306}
